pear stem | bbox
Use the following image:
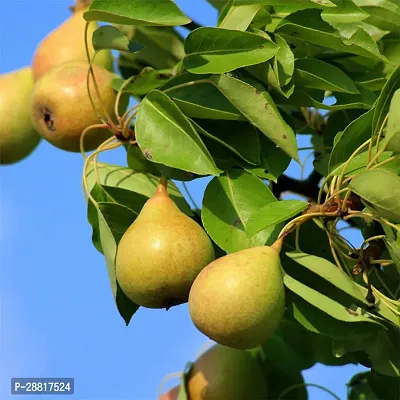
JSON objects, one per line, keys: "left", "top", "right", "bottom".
{"left": 160, "top": 176, "right": 168, "bottom": 188}
{"left": 72, "top": 0, "right": 92, "bottom": 12}
{"left": 271, "top": 238, "right": 283, "bottom": 253}
{"left": 155, "top": 176, "right": 168, "bottom": 195}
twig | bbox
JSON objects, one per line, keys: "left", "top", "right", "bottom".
{"left": 184, "top": 20, "right": 202, "bottom": 31}
{"left": 271, "top": 169, "right": 322, "bottom": 201}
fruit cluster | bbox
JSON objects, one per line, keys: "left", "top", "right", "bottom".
{"left": 116, "top": 177, "right": 286, "bottom": 351}
{"left": 0, "top": 0, "right": 116, "bottom": 164}
{"left": 1, "top": 0, "right": 287, "bottom": 352}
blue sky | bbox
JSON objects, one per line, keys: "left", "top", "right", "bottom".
{"left": 0, "top": 1, "right": 367, "bottom": 399}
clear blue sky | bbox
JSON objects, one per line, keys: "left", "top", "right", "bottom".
{"left": 0, "top": 1, "right": 367, "bottom": 399}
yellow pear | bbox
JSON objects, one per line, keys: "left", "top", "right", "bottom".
{"left": 189, "top": 244, "right": 285, "bottom": 349}
{"left": 159, "top": 345, "right": 268, "bottom": 400}
{"left": 31, "top": 61, "right": 124, "bottom": 152}
{"left": 32, "top": 3, "right": 113, "bottom": 81}
{"left": 116, "top": 180, "right": 215, "bottom": 309}
{"left": 0, "top": 67, "right": 41, "bottom": 164}
{"left": 159, "top": 386, "right": 179, "bottom": 400}
{"left": 187, "top": 345, "right": 268, "bottom": 399}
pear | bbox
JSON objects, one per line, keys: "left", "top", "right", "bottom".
{"left": 159, "top": 386, "right": 179, "bottom": 400}
{"left": 159, "top": 345, "right": 268, "bottom": 400}
{"left": 31, "top": 61, "right": 124, "bottom": 152}
{"left": 116, "top": 180, "right": 215, "bottom": 309}
{"left": 31, "top": 3, "right": 113, "bottom": 81}
{"left": 0, "top": 67, "right": 41, "bottom": 164}
{"left": 189, "top": 244, "right": 285, "bottom": 349}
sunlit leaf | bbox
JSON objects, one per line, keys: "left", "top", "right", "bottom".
{"left": 382, "top": 88, "right": 400, "bottom": 152}
{"left": 294, "top": 58, "right": 360, "bottom": 94}
{"left": 246, "top": 200, "right": 308, "bottom": 237}
{"left": 92, "top": 25, "right": 143, "bottom": 53}
{"left": 202, "top": 170, "right": 280, "bottom": 253}
{"left": 191, "top": 119, "right": 261, "bottom": 165}
{"left": 135, "top": 90, "right": 221, "bottom": 176}
{"left": 329, "top": 109, "right": 373, "bottom": 173}
{"left": 349, "top": 169, "right": 400, "bottom": 223}
{"left": 84, "top": 0, "right": 191, "bottom": 26}
{"left": 184, "top": 27, "right": 279, "bottom": 74}
{"left": 218, "top": 3, "right": 260, "bottom": 31}
{"left": 373, "top": 65, "right": 400, "bottom": 135}
{"left": 210, "top": 74, "right": 299, "bottom": 161}
{"left": 276, "top": 9, "right": 387, "bottom": 62}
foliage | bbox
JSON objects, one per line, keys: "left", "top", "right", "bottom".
{"left": 83, "top": 0, "right": 400, "bottom": 397}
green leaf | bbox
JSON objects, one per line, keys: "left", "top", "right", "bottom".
{"left": 373, "top": 65, "right": 400, "bottom": 135}
{"left": 201, "top": 169, "right": 280, "bottom": 253}
{"left": 330, "top": 149, "right": 399, "bottom": 177}
{"left": 249, "top": 7, "right": 272, "bottom": 29}
{"left": 382, "top": 38, "right": 400, "bottom": 76}
{"left": 382, "top": 88, "right": 400, "bottom": 152}
{"left": 87, "top": 187, "right": 139, "bottom": 325}
{"left": 348, "top": 370, "right": 400, "bottom": 400}
{"left": 207, "top": 0, "right": 228, "bottom": 10}
{"left": 276, "top": 9, "right": 387, "bottom": 62}
{"left": 209, "top": 74, "right": 299, "bottom": 161}
{"left": 112, "top": 68, "right": 173, "bottom": 96}
{"left": 135, "top": 90, "right": 221, "bottom": 176}
{"left": 183, "top": 27, "right": 279, "bottom": 74}
{"left": 274, "top": 319, "right": 358, "bottom": 368}
{"left": 246, "top": 200, "right": 308, "bottom": 237}
{"left": 321, "top": 0, "right": 369, "bottom": 25}
{"left": 286, "top": 293, "right": 399, "bottom": 376}
{"left": 255, "top": 329, "right": 308, "bottom": 400}
{"left": 162, "top": 73, "right": 245, "bottom": 120}
{"left": 349, "top": 169, "right": 400, "bottom": 223}
{"left": 239, "top": 134, "right": 292, "bottom": 182}
{"left": 218, "top": 3, "right": 261, "bottom": 31}
{"left": 91, "top": 185, "right": 149, "bottom": 217}
{"left": 235, "top": 0, "right": 336, "bottom": 6}
{"left": 284, "top": 274, "right": 381, "bottom": 325}
{"left": 329, "top": 109, "right": 374, "bottom": 172}
{"left": 273, "top": 34, "right": 295, "bottom": 87}
{"left": 85, "top": 162, "right": 192, "bottom": 215}
{"left": 191, "top": 119, "right": 261, "bottom": 165}
{"left": 92, "top": 25, "right": 143, "bottom": 53}
{"left": 294, "top": 58, "right": 360, "bottom": 94}
{"left": 84, "top": 0, "right": 191, "bottom": 26}
{"left": 355, "top": 0, "right": 400, "bottom": 33}
{"left": 285, "top": 85, "right": 377, "bottom": 110}
{"left": 125, "top": 26, "right": 185, "bottom": 70}
{"left": 384, "top": 235, "right": 400, "bottom": 273}
{"left": 286, "top": 252, "right": 370, "bottom": 306}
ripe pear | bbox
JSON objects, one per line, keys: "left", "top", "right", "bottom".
{"left": 189, "top": 244, "right": 285, "bottom": 349}
{"left": 31, "top": 62, "right": 124, "bottom": 152}
{"left": 31, "top": 3, "right": 113, "bottom": 80}
{"left": 116, "top": 180, "right": 215, "bottom": 309}
{"left": 159, "top": 386, "right": 179, "bottom": 400}
{"left": 159, "top": 345, "right": 268, "bottom": 400}
{"left": 0, "top": 67, "right": 41, "bottom": 164}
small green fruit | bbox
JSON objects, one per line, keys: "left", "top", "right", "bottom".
{"left": 116, "top": 180, "right": 215, "bottom": 309}
{"left": 0, "top": 67, "right": 41, "bottom": 164}
{"left": 189, "top": 245, "right": 285, "bottom": 349}
{"left": 31, "top": 62, "right": 123, "bottom": 152}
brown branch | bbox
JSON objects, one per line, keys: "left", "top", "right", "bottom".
{"left": 271, "top": 169, "right": 323, "bottom": 201}
{"left": 184, "top": 20, "right": 202, "bottom": 31}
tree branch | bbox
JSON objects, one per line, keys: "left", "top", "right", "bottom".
{"left": 272, "top": 169, "right": 323, "bottom": 202}
{"left": 184, "top": 20, "right": 203, "bottom": 31}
